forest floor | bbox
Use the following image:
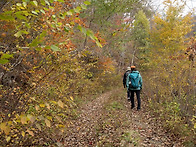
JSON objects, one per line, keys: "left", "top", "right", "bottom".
{"left": 63, "top": 88, "right": 184, "bottom": 147}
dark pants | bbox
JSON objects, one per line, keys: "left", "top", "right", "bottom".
{"left": 130, "top": 90, "right": 141, "bottom": 109}
{"left": 127, "top": 90, "right": 130, "bottom": 99}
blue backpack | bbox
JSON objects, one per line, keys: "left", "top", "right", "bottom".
{"left": 129, "top": 72, "right": 139, "bottom": 89}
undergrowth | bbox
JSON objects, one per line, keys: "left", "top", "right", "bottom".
{"left": 147, "top": 98, "right": 196, "bottom": 146}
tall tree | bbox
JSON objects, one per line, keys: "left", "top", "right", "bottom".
{"left": 131, "top": 10, "right": 150, "bottom": 66}
{"left": 144, "top": 0, "right": 195, "bottom": 137}
{"left": 0, "top": 0, "right": 105, "bottom": 146}
{"left": 73, "top": 0, "right": 152, "bottom": 71}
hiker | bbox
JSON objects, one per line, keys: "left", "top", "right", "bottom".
{"left": 123, "top": 66, "right": 132, "bottom": 101}
{"left": 126, "top": 66, "right": 142, "bottom": 110}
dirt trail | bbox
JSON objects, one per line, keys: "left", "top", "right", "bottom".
{"left": 130, "top": 108, "right": 183, "bottom": 147}
{"left": 63, "top": 89, "right": 184, "bottom": 147}
{"left": 64, "top": 90, "right": 114, "bottom": 146}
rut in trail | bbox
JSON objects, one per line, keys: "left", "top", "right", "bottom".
{"left": 63, "top": 88, "right": 184, "bottom": 147}
{"left": 63, "top": 90, "right": 115, "bottom": 146}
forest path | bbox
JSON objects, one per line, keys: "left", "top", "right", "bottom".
{"left": 64, "top": 89, "right": 115, "bottom": 146}
{"left": 63, "top": 88, "right": 183, "bottom": 147}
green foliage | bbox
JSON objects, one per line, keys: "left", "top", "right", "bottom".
{"left": 0, "top": 0, "right": 99, "bottom": 63}
{"left": 0, "top": 0, "right": 110, "bottom": 146}
{"left": 77, "top": 0, "right": 148, "bottom": 69}
{"left": 0, "top": 47, "right": 119, "bottom": 146}
{"left": 0, "top": 53, "right": 13, "bottom": 64}
{"left": 132, "top": 10, "right": 150, "bottom": 47}
{"left": 1, "top": 0, "right": 195, "bottom": 145}
{"left": 132, "top": 10, "right": 150, "bottom": 66}
{"left": 105, "top": 101, "right": 124, "bottom": 111}
{"left": 143, "top": 0, "right": 195, "bottom": 143}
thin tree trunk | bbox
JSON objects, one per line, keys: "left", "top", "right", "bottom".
{"left": 131, "top": 46, "right": 137, "bottom": 65}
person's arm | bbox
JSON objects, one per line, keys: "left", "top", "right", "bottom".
{"left": 126, "top": 74, "right": 130, "bottom": 90}
{"left": 139, "top": 74, "right": 143, "bottom": 89}
{"left": 123, "top": 73, "right": 126, "bottom": 87}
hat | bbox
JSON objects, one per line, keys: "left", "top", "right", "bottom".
{"left": 131, "top": 66, "right": 136, "bottom": 69}
{"left": 127, "top": 67, "right": 131, "bottom": 70}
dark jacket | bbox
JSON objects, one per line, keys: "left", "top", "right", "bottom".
{"left": 123, "top": 70, "right": 131, "bottom": 88}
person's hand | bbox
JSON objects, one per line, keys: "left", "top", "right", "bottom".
{"left": 140, "top": 87, "right": 142, "bottom": 93}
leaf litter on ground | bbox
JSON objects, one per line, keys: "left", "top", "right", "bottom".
{"left": 62, "top": 88, "right": 184, "bottom": 147}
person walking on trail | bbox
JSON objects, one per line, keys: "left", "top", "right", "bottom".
{"left": 123, "top": 67, "right": 132, "bottom": 101}
{"left": 126, "top": 66, "right": 142, "bottom": 110}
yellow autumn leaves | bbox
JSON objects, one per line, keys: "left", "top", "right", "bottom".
{"left": 0, "top": 95, "right": 74, "bottom": 141}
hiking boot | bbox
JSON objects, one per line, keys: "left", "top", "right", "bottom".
{"left": 131, "top": 106, "right": 135, "bottom": 109}
{"left": 127, "top": 97, "right": 130, "bottom": 101}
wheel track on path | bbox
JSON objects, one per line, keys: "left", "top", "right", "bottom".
{"left": 64, "top": 90, "right": 115, "bottom": 146}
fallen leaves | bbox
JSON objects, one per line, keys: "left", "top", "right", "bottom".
{"left": 0, "top": 123, "right": 10, "bottom": 135}
{"left": 45, "top": 119, "right": 51, "bottom": 127}
{"left": 63, "top": 88, "right": 184, "bottom": 146}
{"left": 26, "top": 129, "right": 34, "bottom": 136}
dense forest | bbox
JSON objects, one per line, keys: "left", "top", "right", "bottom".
{"left": 0, "top": 0, "right": 195, "bottom": 146}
